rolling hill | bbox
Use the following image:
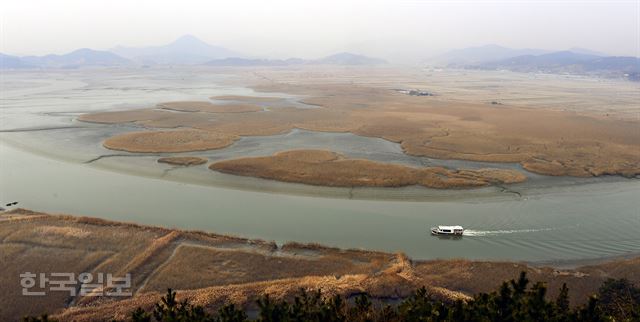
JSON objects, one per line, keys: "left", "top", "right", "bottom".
{"left": 110, "top": 35, "right": 241, "bottom": 65}
{"left": 427, "top": 44, "right": 551, "bottom": 66}
{"left": 0, "top": 53, "right": 33, "bottom": 69}
{"left": 1, "top": 49, "right": 132, "bottom": 69}
{"left": 475, "top": 51, "right": 640, "bottom": 79}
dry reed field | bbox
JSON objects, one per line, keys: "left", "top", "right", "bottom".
{"left": 103, "top": 130, "right": 238, "bottom": 153}
{"left": 1, "top": 209, "right": 638, "bottom": 321}
{"left": 77, "top": 68, "right": 640, "bottom": 183}
{"left": 210, "top": 150, "right": 526, "bottom": 189}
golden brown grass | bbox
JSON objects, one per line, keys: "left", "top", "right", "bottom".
{"left": 35, "top": 226, "right": 91, "bottom": 238}
{"left": 104, "top": 130, "right": 238, "bottom": 153}
{"left": 1, "top": 209, "right": 638, "bottom": 322}
{"left": 79, "top": 79, "right": 640, "bottom": 179}
{"left": 0, "top": 210, "right": 168, "bottom": 320}
{"left": 412, "top": 259, "right": 626, "bottom": 308}
{"left": 210, "top": 150, "right": 526, "bottom": 189}
{"left": 140, "top": 244, "right": 385, "bottom": 293}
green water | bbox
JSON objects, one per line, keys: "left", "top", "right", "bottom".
{"left": 1, "top": 142, "right": 638, "bottom": 262}
{"left": 1, "top": 69, "right": 639, "bottom": 263}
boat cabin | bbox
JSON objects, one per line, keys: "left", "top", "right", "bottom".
{"left": 431, "top": 225, "right": 464, "bottom": 236}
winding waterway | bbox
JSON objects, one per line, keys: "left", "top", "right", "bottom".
{"left": 1, "top": 68, "right": 638, "bottom": 264}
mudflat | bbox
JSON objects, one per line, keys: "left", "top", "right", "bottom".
{"left": 77, "top": 69, "right": 640, "bottom": 184}
{"left": 157, "top": 156, "right": 208, "bottom": 166}
{"left": 159, "top": 101, "right": 263, "bottom": 113}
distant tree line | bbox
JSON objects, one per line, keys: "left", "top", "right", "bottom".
{"left": 23, "top": 272, "right": 639, "bottom": 322}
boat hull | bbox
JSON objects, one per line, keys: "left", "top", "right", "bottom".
{"left": 430, "top": 228, "right": 464, "bottom": 236}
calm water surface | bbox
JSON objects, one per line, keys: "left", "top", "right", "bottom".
{"left": 2, "top": 141, "right": 639, "bottom": 263}
{"left": 1, "top": 69, "right": 638, "bottom": 263}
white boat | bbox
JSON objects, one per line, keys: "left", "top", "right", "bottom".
{"left": 430, "top": 225, "right": 464, "bottom": 236}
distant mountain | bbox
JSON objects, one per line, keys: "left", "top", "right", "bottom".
{"left": 111, "top": 35, "right": 240, "bottom": 65}
{"left": 474, "top": 51, "right": 640, "bottom": 80}
{"left": 0, "top": 53, "right": 33, "bottom": 69}
{"left": 204, "top": 52, "right": 387, "bottom": 67}
{"left": 313, "top": 52, "right": 387, "bottom": 65}
{"left": 567, "top": 47, "right": 607, "bottom": 57}
{"left": 2, "top": 49, "right": 132, "bottom": 69}
{"left": 428, "top": 44, "right": 551, "bottom": 66}
{"left": 585, "top": 56, "right": 640, "bottom": 72}
{"left": 479, "top": 51, "right": 601, "bottom": 71}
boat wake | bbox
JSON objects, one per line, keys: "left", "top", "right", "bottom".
{"left": 463, "top": 227, "right": 556, "bottom": 237}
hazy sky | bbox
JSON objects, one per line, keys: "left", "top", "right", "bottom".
{"left": 1, "top": 0, "right": 638, "bottom": 61}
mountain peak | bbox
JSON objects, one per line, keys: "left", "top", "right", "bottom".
{"left": 166, "top": 35, "right": 216, "bottom": 52}
{"left": 68, "top": 48, "right": 100, "bottom": 55}
{"left": 110, "top": 35, "right": 240, "bottom": 64}
{"left": 170, "top": 34, "right": 207, "bottom": 46}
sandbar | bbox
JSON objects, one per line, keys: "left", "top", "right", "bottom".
{"left": 210, "top": 150, "right": 527, "bottom": 188}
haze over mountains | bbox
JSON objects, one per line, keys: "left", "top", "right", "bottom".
{"left": 1, "top": 35, "right": 637, "bottom": 80}
{"left": 475, "top": 51, "right": 639, "bottom": 76}
{"left": 0, "top": 35, "right": 387, "bottom": 69}
{"left": 428, "top": 44, "right": 639, "bottom": 80}
{"left": 0, "top": 49, "right": 132, "bottom": 69}
{"left": 110, "top": 35, "right": 240, "bottom": 65}
{"left": 428, "top": 44, "right": 612, "bottom": 66}
{"left": 428, "top": 44, "right": 552, "bottom": 66}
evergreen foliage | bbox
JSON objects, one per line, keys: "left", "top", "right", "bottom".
{"left": 23, "top": 273, "right": 639, "bottom": 322}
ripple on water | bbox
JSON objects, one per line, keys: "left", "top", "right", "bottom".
{"left": 1, "top": 70, "right": 639, "bottom": 263}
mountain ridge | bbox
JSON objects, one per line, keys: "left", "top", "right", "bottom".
{"left": 473, "top": 50, "right": 640, "bottom": 80}
{"left": 110, "top": 34, "right": 241, "bottom": 65}
{"left": 1, "top": 48, "right": 132, "bottom": 69}
{"left": 427, "top": 44, "right": 552, "bottom": 66}
{"left": 204, "top": 52, "right": 388, "bottom": 66}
